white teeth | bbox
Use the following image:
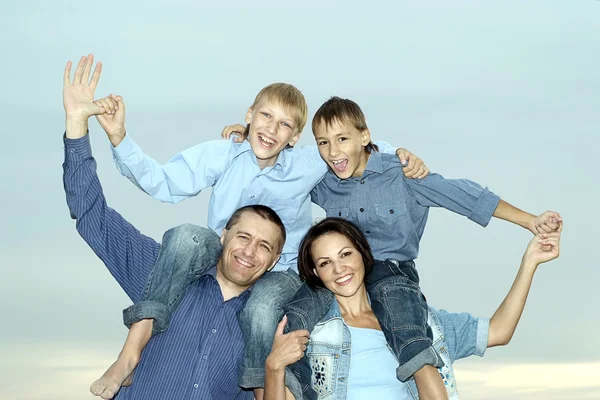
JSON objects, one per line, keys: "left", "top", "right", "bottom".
{"left": 332, "top": 159, "right": 345, "bottom": 165}
{"left": 336, "top": 274, "right": 352, "bottom": 284}
{"left": 259, "top": 134, "right": 275, "bottom": 145}
{"left": 236, "top": 257, "right": 252, "bottom": 267}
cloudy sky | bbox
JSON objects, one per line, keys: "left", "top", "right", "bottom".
{"left": 1, "top": 0, "right": 599, "bottom": 399}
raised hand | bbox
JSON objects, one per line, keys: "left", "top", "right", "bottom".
{"left": 529, "top": 211, "right": 563, "bottom": 238}
{"left": 95, "top": 94, "right": 127, "bottom": 147}
{"left": 220, "top": 123, "right": 247, "bottom": 143}
{"left": 523, "top": 225, "right": 562, "bottom": 266}
{"left": 63, "top": 54, "right": 104, "bottom": 120}
{"left": 397, "top": 148, "right": 430, "bottom": 179}
{"left": 265, "top": 315, "right": 310, "bottom": 372}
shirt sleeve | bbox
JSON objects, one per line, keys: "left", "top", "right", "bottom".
{"left": 403, "top": 173, "right": 501, "bottom": 227}
{"left": 111, "top": 134, "right": 233, "bottom": 203}
{"left": 63, "top": 134, "right": 160, "bottom": 302}
{"left": 432, "top": 307, "right": 490, "bottom": 361}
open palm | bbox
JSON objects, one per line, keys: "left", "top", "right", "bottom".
{"left": 63, "top": 54, "right": 104, "bottom": 119}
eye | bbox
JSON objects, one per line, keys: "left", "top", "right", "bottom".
{"left": 318, "top": 260, "right": 331, "bottom": 268}
{"left": 261, "top": 112, "right": 271, "bottom": 118}
{"left": 317, "top": 140, "right": 328, "bottom": 146}
{"left": 341, "top": 251, "right": 352, "bottom": 258}
{"left": 338, "top": 137, "right": 348, "bottom": 142}
{"left": 260, "top": 243, "right": 272, "bottom": 252}
{"left": 238, "top": 235, "right": 250, "bottom": 242}
{"left": 282, "top": 122, "right": 292, "bottom": 129}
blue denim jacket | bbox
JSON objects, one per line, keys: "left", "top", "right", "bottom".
{"left": 303, "top": 300, "right": 489, "bottom": 399}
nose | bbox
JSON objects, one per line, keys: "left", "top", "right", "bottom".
{"left": 329, "top": 142, "right": 340, "bottom": 158}
{"left": 333, "top": 260, "right": 346, "bottom": 275}
{"left": 265, "top": 120, "right": 277, "bottom": 135}
{"left": 242, "top": 241, "right": 257, "bottom": 258}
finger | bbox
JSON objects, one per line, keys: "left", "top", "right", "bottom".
{"left": 94, "top": 101, "right": 107, "bottom": 114}
{"left": 73, "top": 56, "right": 86, "bottom": 84}
{"left": 89, "top": 61, "right": 103, "bottom": 91}
{"left": 396, "top": 149, "right": 409, "bottom": 166}
{"left": 63, "top": 60, "right": 72, "bottom": 86}
{"left": 405, "top": 156, "right": 417, "bottom": 173}
{"left": 412, "top": 164, "right": 426, "bottom": 179}
{"left": 82, "top": 54, "right": 94, "bottom": 85}
{"left": 110, "top": 94, "right": 122, "bottom": 102}
{"left": 416, "top": 167, "right": 430, "bottom": 179}
{"left": 104, "top": 95, "right": 118, "bottom": 112}
{"left": 275, "top": 315, "right": 288, "bottom": 336}
{"left": 535, "top": 224, "right": 547, "bottom": 239}
{"left": 97, "top": 98, "right": 113, "bottom": 114}
{"left": 539, "top": 222, "right": 554, "bottom": 234}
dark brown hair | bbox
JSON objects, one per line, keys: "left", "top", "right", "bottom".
{"left": 311, "top": 96, "right": 379, "bottom": 152}
{"left": 298, "top": 218, "right": 374, "bottom": 289}
{"left": 225, "top": 205, "right": 286, "bottom": 252}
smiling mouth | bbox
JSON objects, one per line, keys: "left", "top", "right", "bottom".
{"left": 258, "top": 134, "right": 276, "bottom": 150}
{"left": 335, "top": 274, "right": 353, "bottom": 286}
{"left": 234, "top": 256, "right": 254, "bottom": 269}
{"left": 331, "top": 159, "right": 348, "bottom": 173}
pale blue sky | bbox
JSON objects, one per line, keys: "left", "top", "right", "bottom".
{"left": 1, "top": 1, "right": 599, "bottom": 399}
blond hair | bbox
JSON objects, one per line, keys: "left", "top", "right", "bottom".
{"left": 251, "top": 83, "right": 308, "bottom": 133}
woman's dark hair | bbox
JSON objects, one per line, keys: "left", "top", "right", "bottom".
{"left": 298, "top": 218, "right": 374, "bottom": 289}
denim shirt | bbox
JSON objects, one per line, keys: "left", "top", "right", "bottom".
{"left": 305, "top": 300, "right": 489, "bottom": 399}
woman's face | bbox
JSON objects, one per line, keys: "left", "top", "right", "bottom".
{"left": 311, "top": 232, "right": 366, "bottom": 298}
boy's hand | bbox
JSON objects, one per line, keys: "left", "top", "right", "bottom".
{"left": 523, "top": 227, "right": 561, "bottom": 266}
{"left": 95, "top": 94, "right": 126, "bottom": 147}
{"left": 221, "top": 123, "right": 246, "bottom": 143}
{"left": 397, "top": 148, "right": 430, "bottom": 179}
{"left": 63, "top": 54, "right": 104, "bottom": 121}
{"left": 528, "top": 211, "right": 562, "bottom": 238}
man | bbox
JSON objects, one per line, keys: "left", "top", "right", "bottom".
{"left": 63, "top": 55, "right": 285, "bottom": 399}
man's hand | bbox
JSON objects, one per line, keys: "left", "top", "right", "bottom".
{"left": 265, "top": 315, "right": 310, "bottom": 373}
{"left": 95, "top": 94, "right": 127, "bottom": 147}
{"left": 63, "top": 54, "right": 104, "bottom": 120}
{"left": 523, "top": 225, "right": 562, "bottom": 266}
{"left": 221, "top": 123, "right": 246, "bottom": 143}
{"left": 528, "top": 211, "right": 562, "bottom": 238}
{"left": 396, "top": 148, "right": 430, "bottom": 179}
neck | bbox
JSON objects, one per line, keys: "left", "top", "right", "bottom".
{"left": 351, "top": 151, "right": 371, "bottom": 178}
{"left": 334, "top": 284, "right": 372, "bottom": 319}
{"left": 256, "top": 157, "right": 275, "bottom": 170}
{"left": 215, "top": 261, "right": 248, "bottom": 301}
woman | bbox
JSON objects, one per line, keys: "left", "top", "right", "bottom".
{"left": 264, "top": 217, "right": 561, "bottom": 399}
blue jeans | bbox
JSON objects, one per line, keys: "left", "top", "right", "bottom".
{"left": 285, "top": 259, "right": 444, "bottom": 399}
{"left": 122, "top": 223, "right": 303, "bottom": 390}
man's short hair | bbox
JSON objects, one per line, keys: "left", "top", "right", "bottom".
{"left": 312, "top": 96, "right": 379, "bottom": 152}
{"left": 225, "top": 205, "right": 286, "bottom": 252}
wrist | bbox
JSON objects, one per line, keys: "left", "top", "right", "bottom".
{"left": 65, "top": 117, "right": 89, "bottom": 139}
{"left": 521, "top": 257, "right": 539, "bottom": 272}
{"left": 108, "top": 130, "right": 126, "bottom": 147}
{"left": 266, "top": 355, "right": 285, "bottom": 375}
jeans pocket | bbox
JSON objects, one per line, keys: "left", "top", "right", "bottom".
{"left": 307, "top": 353, "right": 337, "bottom": 397}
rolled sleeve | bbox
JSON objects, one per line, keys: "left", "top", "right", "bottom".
{"left": 64, "top": 133, "right": 93, "bottom": 160}
{"left": 432, "top": 307, "right": 489, "bottom": 362}
{"left": 468, "top": 190, "right": 501, "bottom": 227}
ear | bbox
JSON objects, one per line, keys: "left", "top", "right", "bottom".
{"left": 267, "top": 255, "right": 281, "bottom": 272}
{"left": 220, "top": 229, "right": 228, "bottom": 246}
{"left": 288, "top": 131, "right": 302, "bottom": 147}
{"left": 245, "top": 108, "right": 253, "bottom": 125}
{"left": 361, "top": 129, "right": 371, "bottom": 147}
{"left": 312, "top": 268, "right": 319, "bottom": 277}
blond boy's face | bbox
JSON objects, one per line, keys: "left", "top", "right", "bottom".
{"left": 313, "top": 118, "right": 371, "bottom": 179}
{"left": 245, "top": 99, "right": 301, "bottom": 169}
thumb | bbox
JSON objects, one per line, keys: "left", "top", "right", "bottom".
{"left": 275, "top": 315, "right": 288, "bottom": 336}
{"left": 397, "top": 149, "right": 408, "bottom": 166}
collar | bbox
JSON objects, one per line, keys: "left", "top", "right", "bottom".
{"left": 234, "top": 138, "right": 288, "bottom": 170}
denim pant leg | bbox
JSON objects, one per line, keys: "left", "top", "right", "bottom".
{"left": 122, "top": 224, "right": 222, "bottom": 336}
{"left": 238, "top": 268, "right": 303, "bottom": 389}
{"left": 367, "top": 259, "right": 444, "bottom": 382}
{"left": 284, "top": 283, "right": 334, "bottom": 400}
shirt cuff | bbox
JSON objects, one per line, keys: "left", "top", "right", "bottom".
{"left": 64, "top": 132, "right": 92, "bottom": 160}
{"left": 111, "top": 133, "right": 136, "bottom": 162}
{"left": 475, "top": 317, "right": 490, "bottom": 357}
{"left": 468, "top": 190, "right": 501, "bottom": 227}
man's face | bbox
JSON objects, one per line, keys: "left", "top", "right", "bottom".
{"left": 218, "top": 212, "right": 282, "bottom": 290}
{"left": 246, "top": 99, "right": 301, "bottom": 169}
{"left": 313, "top": 118, "right": 371, "bottom": 180}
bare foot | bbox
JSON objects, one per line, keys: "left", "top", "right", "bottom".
{"left": 90, "top": 356, "right": 138, "bottom": 399}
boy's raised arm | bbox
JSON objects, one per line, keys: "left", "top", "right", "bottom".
{"left": 93, "top": 95, "right": 233, "bottom": 204}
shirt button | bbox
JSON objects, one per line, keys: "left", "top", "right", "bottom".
{"left": 193, "top": 383, "right": 199, "bottom": 389}
{"left": 390, "top": 209, "right": 394, "bottom": 214}
{"left": 338, "top": 212, "right": 342, "bottom": 216}
{"left": 365, "top": 231, "right": 370, "bottom": 234}
{"left": 211, "top": 329, "right": 217, "bottom": 334}
{"left": 360, "top": 180, "right": 365, "bottom": 184}
{"left": 202, "top": 355, "right": 207, "bottom": 360}
{"left": 359, "top": 208, "right": 364, "bottom": 212}
{"left": 250, "top": 195, "right": 255, "bottom": 199}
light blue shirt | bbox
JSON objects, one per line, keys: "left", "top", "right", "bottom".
{"left": 347, "top": 326, "right": 411, "bottom": 399}
{"left": 112, "top": 135, "right": 397, "bottom": 272}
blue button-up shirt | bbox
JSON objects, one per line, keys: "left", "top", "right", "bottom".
{"left": 311, "top": 151, "right": 501, "bottom": 261}
{"left": 63, "top": 134, "right": 253, "bottom": 400}
{"left": 111, "top": 135, "right": 396, "bottom": 272}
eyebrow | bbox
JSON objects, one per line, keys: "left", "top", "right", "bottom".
{"left": 237, "top": 230, "right": 275, "bottom": 249}
{"left": 315, "top": 246, "right": 352, "bottom": 262}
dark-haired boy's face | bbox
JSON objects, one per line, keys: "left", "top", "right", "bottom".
{"left": 313, "top": 119, "right": 371, "bottom": 180}
{"left": 246, "top": 99, "right": 300, "bottom": 169}
{"left": 218, "top": 212, "right": 281, "bottom": 290}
